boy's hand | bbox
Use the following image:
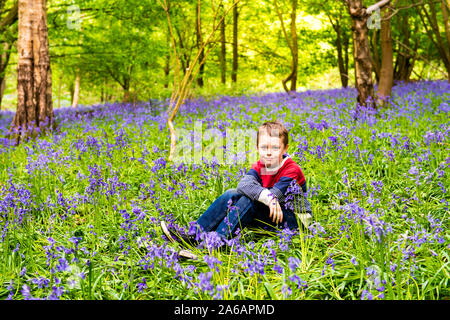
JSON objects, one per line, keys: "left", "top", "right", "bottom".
{"left": 269, "top": 199, "right": 283, "bottom": 224}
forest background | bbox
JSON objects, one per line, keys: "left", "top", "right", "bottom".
{"left": 0, "top": 0, "right": 448, "bottom": 112}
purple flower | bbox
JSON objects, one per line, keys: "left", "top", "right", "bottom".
{"left": 281, "top": 284, "right": 292, "bottom": 297}
{"left": 137, "top": 277, "right": 147, "bottom": 293}
{"left": 361, "top": 289, "right": 373, "bottom": 300}
{"left": 203, "top": 255, "right": 222, "bottom": 272}
{"left": 408, "top": 166, "right": 419, "bottom": 176}
{"left": 197, "top": 272, "right": 214, "bottom": 295}
{"left": 56, "top": 258, "right": 70, "bottom": 272}
{"left": 22, "top": 284, "right": 32, "bottom": 300}
{"left": 288, "top": 256, "right": 301, "bottom": 272}
{"left": 288, "top": 274, "right": 307, "bottom": 289}
{"left": 325, "top": 255, "right": 335, "bottom": 271}
{"left": 273, "top": 264, "right": 283, "bottom": 274}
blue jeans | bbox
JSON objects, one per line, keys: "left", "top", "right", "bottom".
{"left": 196, "top": 189, "right": 299, "bottom": 239}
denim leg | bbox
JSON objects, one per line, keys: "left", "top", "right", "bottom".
{"left": 196, "top": 189, "right": 300, "bottom": 240}
{"left": 196, "top": 189, "right": 257, "bottom": 239}
{"left": 214, "top": 191, "right": 258, "bottom": 239}
{"left": 196, "top": 189, "right": 241, "bottom": 233}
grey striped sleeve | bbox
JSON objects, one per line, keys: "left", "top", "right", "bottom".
{"left": 236, "top": 174, "right": 265, "bottom": 201}
{"left": 269, "top": 186, "right": 285, "bottom": 205}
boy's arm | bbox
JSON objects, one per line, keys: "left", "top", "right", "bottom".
{"left": 237, "top": 169, "right": 300, "bottom": 204}
{"left": 267, "top": 177, "right": 308, "bottom": 208}
{"left": 236, "top": 169, "right": 265, "bottom": 201}
{"left": 237, "top": 170, "right": 284, "bottom": 224}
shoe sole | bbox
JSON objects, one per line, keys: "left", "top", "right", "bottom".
{"left": 178, "top": 249, "right": 198, "bottom": 260}
{"left": 160, "top": 220, "right": 176, "bottom": 243}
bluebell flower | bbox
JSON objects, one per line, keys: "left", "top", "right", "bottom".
{"left": 137, "top": 277, "right": 147, "bottom": 293}
{"left": 56, "top": 258, "right": 70, "bottom": 272}
{"left": 288, "top": 256, "right": 301, "bottom": 272}
{"left": 22, "top": 284, "right": 32, "bottom": 300}
{"left": 273, "top": 264, "right": 283, "bottom": 274}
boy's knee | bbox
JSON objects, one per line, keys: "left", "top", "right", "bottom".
{"left": 222, "top": 188, "right": 238, "bottom": 196}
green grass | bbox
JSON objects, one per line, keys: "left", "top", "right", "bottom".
{"left": 0, "top": 81, "right": 449, "bottom": 300}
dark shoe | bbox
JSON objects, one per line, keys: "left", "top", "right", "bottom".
{"left": 160, "top": 220, "right": 199, "bottom": 247}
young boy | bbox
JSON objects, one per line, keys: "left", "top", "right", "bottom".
{"left": 161, "top": 121, "right": 312, "bottom": 258}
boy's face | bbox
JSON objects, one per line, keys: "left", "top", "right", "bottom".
{"left": 257, "top": 133, "right": 288, "bottom": 168}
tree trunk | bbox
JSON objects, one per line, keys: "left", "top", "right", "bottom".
{"left": 71, "top": 72, "right": 80, "bottom": 108}
{"left": 376, "top": 5, "right": 394, "bottom": 104}
{"left": 289, "top": 0, "right": 298, "bottom": 92}
{"left": 394, "top": 12, "right": 411, "bottom": 82}
{"left": 220, "top": 4, "right": 226, "bottom": 84}
{"left": 334, "top": 19, "right": 349, "bottom": 88}
{"left": 347, "top": 0, "right": 375, "bottom": 109}
{"left": 11, "top": 0, "right": 53, "bottom": 144}
{"left": 175, "top": 27, "right": 189, "bottom": 76}
{"left": 196, "top": 0, "right": 204, "bottom": 88}
{"left": 231, "top": 3, "right": 238, "bottom": 83}
{"left": 122, "top": 83, "right": 130, "bottom": 102}
{"left": 275, "top": 0, "right": 298, "bottom": 93}
{"left": 164, "top": 26, "right": 170, "bottom": 89}
{"left": 122, "top": 73, "right": 131, "bottom": 102}
{"left": 57, "top": 72, "right": 62, "bottom": 108}
{"left": 416, "top": 0, "right": 450, "bottom": 81}
{"left": 343, "top": 29, "right": 350, "bottom": 87}
{"left": 0, "top": 75, "right": 5, "bottom": 110}
{"left": 100, "top": 80, "right": 104, "bottom": 103}
{"left": 0, "top": 42, "right": 11, "bottom": 110}
{"left": 443, "top": 0, "right": 450, "bottom": 52}
{"left": 123, "top": 90, "right": 130, "bottom": 102}
{"left": 164, "top": 0, "right": 170, "bottom": 89}
{"left": 441, "top": 0, "right": 450, "bottom": 81}
{"left": 371, "top": 29, "right": 381, "bottom": 83}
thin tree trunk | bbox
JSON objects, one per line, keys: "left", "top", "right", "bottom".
{"left": 416, "top": 0, "right": 450, "bottom": 81}
{"left": 347, "top": 0, "right": 375, "bottom": 109}
{"left": 220, "top": 3, "right": 226, "bottom": 84}
{"left": 0, "top": 42, "right": 11, "bottom": 110}
{"left": 343, "top": 29, "right": 350, "bottom": 87}
{"left": 371, "top": 29, "right": 381, "bottom": 83}
{"left": 100, "top": 82, "right": 104, "bottom": 103}
{"left": 159, "top": 0, "right": 239, "bottom": 162}
{"left": 0, "top": 75, "right": 5, "bottom": 110}
{"left": 441, "top": 0, "right": 450, "bottom": 81}
{"left": 394, "top": 12, "right": 418, "bottom": 82}
{"left": 334, "top": 18, "right": 349, "bottom": 88}
{"left": 231, "top": 3, "right": 238, "bottom": 83}
{"left": 122, "top": 79, "right": 130, "bottom": 102}
{"left": 196, "top": 0, "right": 204, "bottom": 88}
{"left": 164, "top": 25, "right": 170, "bottom": 88}
{"left": 71, "top": 72, "right": 80, "bottom": 108}
{"left": 164, "top": 0, "right": 170, "bottom": 88}
{"left": 443, "top": 0, "right": 450, "bottom": 48}
{"left": 275, "top": 0, "right": 298, "bottom": 93}
{"left": 376, "top": 5, "right": 394, "bottom": 104}
{"left": 175, "top": 27, "right": 189, "bottom": 76}
{"left": 57, "top": 72, "right": 62, "bottom": 108}
{"left": 289, "top": 0, "right": 298, "bottom": 92}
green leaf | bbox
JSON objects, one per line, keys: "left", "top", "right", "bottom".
{"left": 264, "top": 282, "right": 277, "bottom": 300}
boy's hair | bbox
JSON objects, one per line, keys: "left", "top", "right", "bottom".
{"left": 257, "top": 121, "right": 289, "bottom": 147}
